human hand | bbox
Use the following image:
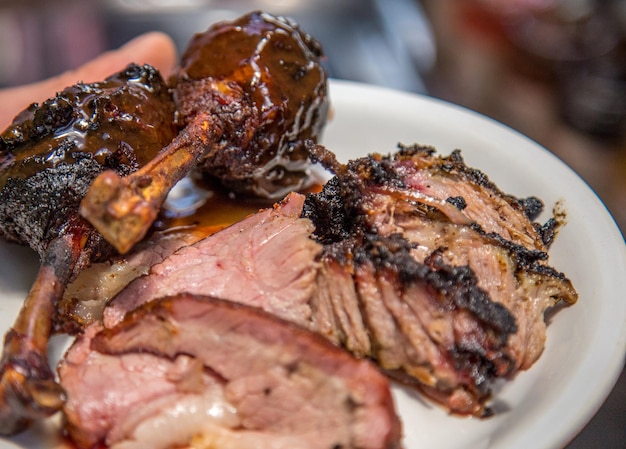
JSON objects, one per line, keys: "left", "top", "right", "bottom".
{"left": 0, "top": 32, "right": 177, "bottom": 131}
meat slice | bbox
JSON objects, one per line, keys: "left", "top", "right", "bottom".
{"left": 59, "top": 293, "right": 402, "bottom": 449}
{"left": 306, "top": 143, "right": 554, "bottom": 253}
{"left": 57, "top": 226, "right": 210, "bottom": 333}
{"left": 104, "top": 145, "right": 577, "bottom": 417}
{"left": 304, "top": 144, "right": 577, "bottom": 413}
{"left": 103, "top": 192, "right": 322, "bottom": 330}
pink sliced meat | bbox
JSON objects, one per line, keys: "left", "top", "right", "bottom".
{"left": 59, "top": 293, "right": 403, "bottom": 449}
{"left": 103, "top": 192, "right": 322, "bottom": 330}
{"left": 99, "top": 145, "right": 576, "bottom": 417}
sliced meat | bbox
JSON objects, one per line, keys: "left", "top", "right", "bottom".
{"left": 393, "top": 144, "right": 551, "bottom": 251}
{"left": 57, "top": 226, "right": 210, "bottom": 333}
{"left": 103, "top": 192, "right": 322, "bottom": 330}
{"left": 59, "top": 293, "right": 402, "bottom": 449}
{"left": 103, "top": 145, "right": 577, "bottom": 417}
{"left": 306, "top": 143, "right": 553, "bottom": 252}
{"left": 304, "top": 144, "right": 576, "bottom": 413}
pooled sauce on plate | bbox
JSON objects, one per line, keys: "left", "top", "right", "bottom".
{"left": 155, "top": 173, "right": 322, "bottom": 236}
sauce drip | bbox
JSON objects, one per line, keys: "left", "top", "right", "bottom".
{"left": 156, "top": 175, "right": 273, "bottom": 233}
{"left": 155, "top": 172, "right": 323, "bottom": 236}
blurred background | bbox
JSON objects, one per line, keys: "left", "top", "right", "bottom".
{"left": 0, "top": 0, "right": 624, "bottom": 447}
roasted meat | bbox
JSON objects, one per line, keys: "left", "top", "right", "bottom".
{"left": 303, "top": 144, "right": 577, "bottom": 413}
{"left": 104, "top": 144, "right": 577, "bottom": 417}
{"left": 58, "top": 226, "right": 210, "bottom": 333}
{"left": 80, "top": 11, "right": 329, "bottom": 254}
{"left": 103, "top": 192, "right": 321, "bottom": 329}
{"left": 0, "top": 63, "right": 176, "bottom": 434}
{"left": 175, "top": 11, "right": 329, "bottom": 197}
{"left": 0, "top": 63, "right": 175, "bottom": 261}
{"left": 0, "top": 11, "right": 329, "bottom": 434}
{"left": 59, "top": 293, "right": 403, "bottom": 449}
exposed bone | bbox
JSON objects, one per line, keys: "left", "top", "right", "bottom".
{"left": 79, "top": 117, "right": 216, "bottom": 254}
{"left": 0, "top": 64, "right": 176, "bottom": 435}
{"left": 0, "top": 234, "right": 80, "bottom": 433}
{"left": 80, "top": 11, "right": 328, "bottom": 254}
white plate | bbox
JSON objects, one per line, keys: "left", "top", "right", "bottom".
{"left": 2, "top": 79, "right": 625, "bottom": 449}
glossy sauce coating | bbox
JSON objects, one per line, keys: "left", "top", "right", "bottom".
{"left": 0, "top": 64, "right": 176, "bottom": 256}
{"left": 0, "top": 64, "right": 176, "bottom": 191}
{"left": 174, "top": 11, "right": 330, "bottom": 198}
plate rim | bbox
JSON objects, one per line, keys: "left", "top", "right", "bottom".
{"left": 325, "top": 78, "right": 626, "bottom": 449}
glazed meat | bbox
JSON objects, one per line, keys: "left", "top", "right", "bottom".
{"left": 59, "top": 294, "right": 402, "bottom": 449}
{"left": 0, "top": 63, "right": 175, "bottom": 261}
{"left": 174, "top": 11, "right": 329, "bottom": 197}
{"left": 80, "top": 11, "right": 329, "bottom": 254}
{"left": 105, "top": 144, "right": 577, "bottom": 417}
{"left": 0, "top": 64, "right": 176, "bottom": 435}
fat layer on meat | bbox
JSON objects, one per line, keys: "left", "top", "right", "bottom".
{"left": 59, "top": 294, "right": 402, "bottom": 449}
{"left": 57, "top": 227, "right": 208, "bottom": 333}
{"left": 103, "top": 193, "right": 321, "bottom": 329}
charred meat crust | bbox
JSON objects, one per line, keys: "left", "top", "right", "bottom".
{"left": 395, "top": 144, "right": 562, "bottom": 250}
{"left": 304, "top": 143, "right": 573, "bottom": 291}
{"left": 302, "top": 144, "right": 577, "bottom": 415}
{"left": 0, "top": 161, "right": 114, "bottom": 264}
{"left": 327, "top": 232, "right": 518, "bottom": 336}
{"left": 306, "top": 215, "right": 520, "bottom": 411}
{"left": 310, "top": 143, "right": 554, "bottom": 248}
{"left": 0, "top": 63, "right": 176, "bottom": 261}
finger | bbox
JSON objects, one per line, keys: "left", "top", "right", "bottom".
{"left": 52, "top": 31, "right": 178, "bottom": 86}
{"left": 0, "top": 32, "right": 177, "bottom": 130}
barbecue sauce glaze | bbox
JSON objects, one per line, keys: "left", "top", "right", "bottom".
{"left": 173, "top": 10, "right": 329, "bottom": 199}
